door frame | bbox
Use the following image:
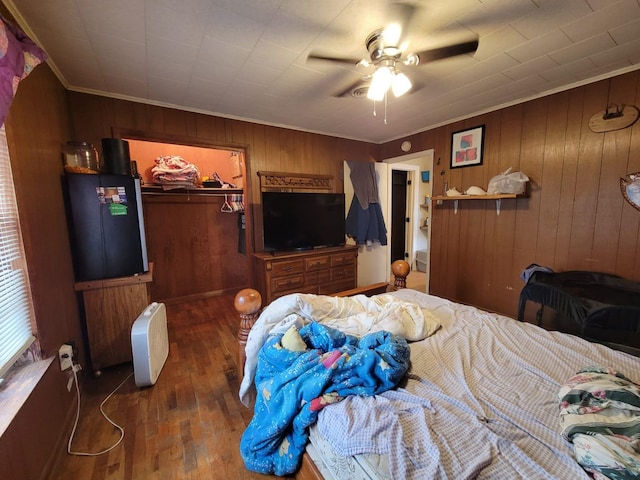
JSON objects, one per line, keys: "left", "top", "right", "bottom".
{"left": 388, "top": 165, "right": 418, "bottom": 268}
{"left": 384, "top": 149, "right": 434, "bottom": 292}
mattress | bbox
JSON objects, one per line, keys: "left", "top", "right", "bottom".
{"left": 305, "top": 288, "right": 640, "bottom": 479}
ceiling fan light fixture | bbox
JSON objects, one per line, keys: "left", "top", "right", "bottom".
{"left": 392, "top": 71, "right": 412, "bottom": 97}
{"left": 382, "top": 23, "right": 402, "bottom": 46}
{"left": 367, "top": 66, "right": 393, "bottom": 101}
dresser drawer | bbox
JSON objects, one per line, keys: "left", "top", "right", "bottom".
{"left": 305, "top": 255, "right": 330, "bottom": 271}
{"left": 271, "top": 259, "right": 304, "bottom": 276}
{"left": 272, "top": 274, "right": 305, "bottom": 293}
{"left": 331, "top": 264, "right": 356, "bottom": 281}
{"left": 331, "top": 252, "right": 356, "bottom": 267}
{"left": 306, "top": 269, "right": 331, "bottom": 286}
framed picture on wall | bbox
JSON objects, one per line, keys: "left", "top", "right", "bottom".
{"left": 450, "top": 125, "right": 485, "bottom": 169}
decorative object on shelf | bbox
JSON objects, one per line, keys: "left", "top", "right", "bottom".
{"left": 487, "top": 167, "right": 529, "bottom": 195}
{"left": 621, "top": 172, "right": 640, "bottom": 212}
{"left": 62, "top": 141, "right": 99, "bottom": 174}
{"left": 589, "top": 104, "right": 639, "bottom": 133}
{"left": 101, "top": 138, "right": 131, "bottom": 175}
{"left": 451, "top": 125, "right": 485, "bottom": 169}
{"left": 465, "top": 185, "right": 487, "bottom": 195}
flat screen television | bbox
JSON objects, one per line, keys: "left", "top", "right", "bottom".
{"left": 262, "top": 192, "right": 346, "bottom": 252}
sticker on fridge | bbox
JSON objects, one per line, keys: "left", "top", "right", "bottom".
{"left": 96, "top": 186, "right": 128, "bottom": 215}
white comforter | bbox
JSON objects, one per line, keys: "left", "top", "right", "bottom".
{"left": 239, "top": 293, "right": 441, "bottom": 406}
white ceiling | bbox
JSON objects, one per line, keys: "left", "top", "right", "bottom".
{"left": 5, "top": 0, "right": 640, "bottom": 143}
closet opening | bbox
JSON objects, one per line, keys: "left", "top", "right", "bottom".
{"left": 111, "top": 128, "right": 252, "bottom": 304}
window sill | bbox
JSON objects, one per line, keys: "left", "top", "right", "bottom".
{"left": 0, "top": 356, "right": 54, "bottom": 437}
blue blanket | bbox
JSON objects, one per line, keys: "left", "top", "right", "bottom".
{"left": 240, "top": 322, "right": 410, "bottom": 476}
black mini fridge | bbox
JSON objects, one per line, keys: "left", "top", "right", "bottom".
{"left": 63, "top": 173, "right": 149, "bottom": 282}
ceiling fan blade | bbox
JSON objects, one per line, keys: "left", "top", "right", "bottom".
{"left": 413, "top": 39, "right": 479, "bottom": 64}
{"left": 386, "top": 2, "right": 418, "bottom": 46}
{"left": 307, "top": 53, "right": 362, "bottom": 66}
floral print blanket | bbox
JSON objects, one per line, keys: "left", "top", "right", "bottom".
{"left": 559, "top": 366, "right": 640, "bottom": 480}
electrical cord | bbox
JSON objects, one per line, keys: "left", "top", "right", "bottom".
{"left": 67, "top": 363, "right": 133, "bottom": 456}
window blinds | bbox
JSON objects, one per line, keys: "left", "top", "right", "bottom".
{"left": 0, "top": 125, "right": 35, "bottom": 380}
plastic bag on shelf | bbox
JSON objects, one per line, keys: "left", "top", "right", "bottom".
{"left": 487, "top": 167, "right": 529, "bottom": 195}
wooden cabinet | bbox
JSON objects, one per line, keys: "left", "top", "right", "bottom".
{"left": 74, "top": 267, "right": 153, "bottom": 372}
{"left": 253, "top": 246, "right": 358, "bottom": 304}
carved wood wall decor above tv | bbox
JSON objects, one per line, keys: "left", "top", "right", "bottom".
{"left": 257, "top": 171, "right": 333, "bottom": 192}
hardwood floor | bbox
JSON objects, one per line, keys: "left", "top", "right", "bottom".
{"left": 49, "top": 294, "right": 288, "bottom": 480}
{"left": 404, "top": 269, "right": 426, "bottom": 293}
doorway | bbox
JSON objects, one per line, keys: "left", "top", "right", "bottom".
{"left": 385, "top": 150, "right": 434, "bottom": 293}
{"left": 390, "top": 170, "right": 408, "bottom": 264}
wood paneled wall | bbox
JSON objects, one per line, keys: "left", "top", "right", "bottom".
{"left": 142, "top": 195, "right": 247, "bottom": 301}
{"left": 67, "top": 93, "right": 378, "bottom": 298}
{"left": 1, "top": 64, "right": 82, "bottom": 479}
{"left": 380, "top": 70, "right": 640, "bottom": 320}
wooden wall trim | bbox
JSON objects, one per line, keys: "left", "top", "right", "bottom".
{"left": 257, "top": 171, "right": 333, "bottom": 191}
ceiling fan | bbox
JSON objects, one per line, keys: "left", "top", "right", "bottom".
{"left": 307, "top": 3, "right": 479, "bottom": 101}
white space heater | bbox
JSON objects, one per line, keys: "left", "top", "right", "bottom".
{"left": 131, "top": 302, "right": 169, "bottom": 387}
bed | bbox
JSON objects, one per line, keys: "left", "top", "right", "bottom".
{"left": 235, "top": 261, "right": 640, "bottom": 479}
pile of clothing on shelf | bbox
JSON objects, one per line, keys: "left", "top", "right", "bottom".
{"left": 151, "top": 155, "right": 200, "bottom": 188}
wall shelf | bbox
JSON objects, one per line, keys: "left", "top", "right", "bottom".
{"left": 431, "top": 193, "right": 527, "bottom": 215}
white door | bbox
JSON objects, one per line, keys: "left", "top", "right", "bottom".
{"left": 344, "top": 161, "right": 391, "bottom": 286}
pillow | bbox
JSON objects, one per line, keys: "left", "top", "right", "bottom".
{"left": 281, "top": 325, "right": 308, "bottom": 352}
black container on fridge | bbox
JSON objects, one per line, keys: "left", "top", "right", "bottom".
{"left": 63, "top": 173, "right": 149, "bottom": 281}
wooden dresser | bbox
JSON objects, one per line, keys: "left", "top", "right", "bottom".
{"left": 252, "top": 245, "right": 358, "bottom": 304}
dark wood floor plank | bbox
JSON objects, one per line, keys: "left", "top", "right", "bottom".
{"left": 49, "top": 294, "right": 282, "bottom": 480}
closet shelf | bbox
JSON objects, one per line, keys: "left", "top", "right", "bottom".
{"left": 141, "top": 185, "right": 243, "bottom": 196}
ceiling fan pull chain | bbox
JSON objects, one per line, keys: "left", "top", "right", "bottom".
{"left": 384, "top": 91, "right": 388, "bottom": 125}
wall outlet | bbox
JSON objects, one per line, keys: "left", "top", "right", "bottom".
{"left": 59, "top": 344, "right": 73, "bottom": 371}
